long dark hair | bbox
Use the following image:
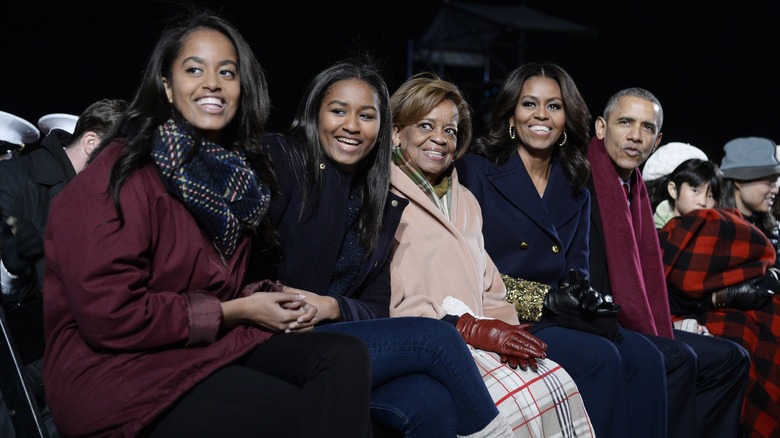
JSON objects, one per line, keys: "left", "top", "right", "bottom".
{"left": 286, "top": 56, "right": 393, "bottom": 252}
{"left": 92, "top": 9, "right": 278, "bottom": 232}
{"left": 649, "top": 159, "right": 722, "bottom": 211}
{"left": 471, "top": 62, "right": 591, "bottom": 191}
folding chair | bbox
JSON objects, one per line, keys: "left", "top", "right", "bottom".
{"left": 0, "top": 306, "right": 49, "bottom": 438}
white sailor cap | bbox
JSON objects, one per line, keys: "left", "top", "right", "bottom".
{"left": 38, "top": 113, "right": 79, "bottom": 135}
{"left": 0, "top": 110, "right": 40, "bottom": 146}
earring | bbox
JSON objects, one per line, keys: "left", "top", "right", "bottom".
{"left": 558, "top": 131, "right": 568, "bottom": 148}
{"left": 509, "top": 125, "right": 517, "bottom": 140}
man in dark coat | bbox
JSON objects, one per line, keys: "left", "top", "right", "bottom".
{"left": 0, "top": 99, "right": 126, "bottom": 438}
{"left": 586, "top": 87, "right": 750, "bottom": 438}
{"left": 1, "top": 99, "right": 127, "bottom": 303}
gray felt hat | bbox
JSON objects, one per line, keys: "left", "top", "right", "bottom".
{"left": 720, "top": 137, "right": 780, "bottom": 180}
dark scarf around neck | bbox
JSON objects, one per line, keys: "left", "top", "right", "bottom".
{"left": 151, "top": 119, "right": 271, "bottom": 258}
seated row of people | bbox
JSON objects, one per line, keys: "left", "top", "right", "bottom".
{"left": 2, "top": 8, "right": 771, "bottom": 437}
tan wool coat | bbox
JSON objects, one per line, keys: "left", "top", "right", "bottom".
{"left": 389, "top": 164, "right": 518, "bottom": 324}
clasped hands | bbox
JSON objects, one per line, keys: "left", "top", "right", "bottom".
{"left": 456, "top": 313, "right": 547, "bottom": 371}
{"left": 235, "top": 281, "right": 321, "bottom": 333}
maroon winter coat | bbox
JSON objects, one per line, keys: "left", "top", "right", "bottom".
{"left": 43, "top": 141, "right": 273, "bottom": 437}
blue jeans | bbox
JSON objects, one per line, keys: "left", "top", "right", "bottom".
{"left": 316, "top": 317, "right": 499, "bottom": 437}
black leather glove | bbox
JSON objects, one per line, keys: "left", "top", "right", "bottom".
{"left": 761, "top": 267, "right": 780, "bottom": 293}
{"left": 714, "top": 272, "right": 775, "bottom": 310}
{"left": 543, "top": 270, "right": 622, "bottom": 341}
{"left": 542, "top": 270, "right": 588, "bottom": 318}
{"left": 12, "top": 218, "right": 43, "bottom": 262}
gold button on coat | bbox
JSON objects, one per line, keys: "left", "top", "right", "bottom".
{"left": 552, "top": 245, "right": 560, "bottom": 253}
{"left": 519, "top": 242, "right": 528, "bottom": 249}
{"left": 391, "top": 200, "right": 398, "bottom": 207}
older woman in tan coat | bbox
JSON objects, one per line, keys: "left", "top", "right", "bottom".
{"left": 388, "top": 72, "right": 594, "bottom": 437}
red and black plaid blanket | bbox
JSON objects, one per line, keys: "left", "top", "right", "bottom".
{"left": 659, "top": 208, "right": 780, "bottom": 437}
{"left": 659, "top": 208, "right": 775, "bottom": 298}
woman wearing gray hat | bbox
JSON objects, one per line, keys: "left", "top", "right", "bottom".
{"left": 721, "top": 136, "right": 780, "bottom": 267}
{"left": 716, "top": 136, "right": 780, "bottom": 437}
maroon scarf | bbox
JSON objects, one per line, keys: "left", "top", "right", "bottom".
{"left": 588, "top": 138, "right": 673, "bottom": 338}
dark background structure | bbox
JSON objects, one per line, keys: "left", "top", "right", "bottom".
{"left": 5, "top": 0, "right": 780, "bottom": 164}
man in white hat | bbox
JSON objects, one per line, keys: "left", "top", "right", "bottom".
{"left": 1, "top": 98, "right": 127, "bottom": 302}
{"left": 0, "top": 111, "right": 39, "bottom": 161}
{"left": 0, "top": 98, "right": 126, "bottom": 437}
{"left": 720, "top": 136, "right": 780, "bottom": 268}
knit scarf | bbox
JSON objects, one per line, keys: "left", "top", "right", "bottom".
{"left": 392, "top": 146, "right": 452, "bottom": 217}
{"left": 588, "top": 138, "right": 674, "bottom": 338}
{"left": 151, "top": 119, "right": 270, "bottom": 258}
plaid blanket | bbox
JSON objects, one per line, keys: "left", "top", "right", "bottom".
{"left": 673, "top": 302, "right": 780, "bottom": 438}
{"left": 659, "top": 208, "right": 775, "bottom": 298}
{"left": 660, "top": 208, "right": 780, "bottom": 437}
{"left": 471, "top": 349, "right": 594, "bottom": 438}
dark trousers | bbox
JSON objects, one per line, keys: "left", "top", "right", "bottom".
{"left": 143, "top": 331, "right": 371, "bottom": 438}
{"left": 644, "top": 329, "right": 750, "bottom": 438}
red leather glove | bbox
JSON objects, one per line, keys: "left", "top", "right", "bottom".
{"left": 499, "top": 354, "right": 540, "bottom": 371}
{"left": 456, "top": 313, "right": 547, "bottom": 369}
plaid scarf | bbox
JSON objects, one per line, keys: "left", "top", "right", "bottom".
{"left": 392, "top": 146, "right": 451, "bottom": 216}
{"left": 151, "top": 119, "right": 270, "bottom": 258}
{"left": 658, "top": 208, "right": 775, "bottom": 298}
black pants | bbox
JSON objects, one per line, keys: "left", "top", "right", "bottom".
{"left": 143, "top": 331, "right": 371, "bottom": 438}
{"left": 644, "top": 329, "right": 750, "bottom": 438}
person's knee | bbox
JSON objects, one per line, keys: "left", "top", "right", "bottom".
{"left": 535, "top": 327, "right": 628, "bottom": 377}
{"left": 371, "top": 375, "right": 457, "bottom": 436}
{"left": 320, "top": 332, "right": 371, "bottom": 373}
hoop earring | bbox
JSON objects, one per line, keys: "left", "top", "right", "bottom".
{"left": 558, "top": 131, "right": 568, "bottom": 148}
{"left": 509, "top": 125, "right": 517, "bottom": 140}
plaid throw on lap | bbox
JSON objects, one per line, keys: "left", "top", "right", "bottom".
{"left": 152, "top": 119, "right": 270, "bottom": 257}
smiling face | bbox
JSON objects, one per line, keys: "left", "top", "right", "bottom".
{"left": 595, "top": 95, "right": 663, "bottom": 180}
{"left": 317, "top": 78, "right": 381, "bottom": 173}
{"left": 163, "top": 28, "right": 239, "bottom": 144}
{"left": 509, "top": 76, "right": 565, "bottom": 156}
{"left": 734, "top": 175, "right": 780, "bottom": 215}
{"left": 393, "top": 99, "right": 459, "bottom": 185}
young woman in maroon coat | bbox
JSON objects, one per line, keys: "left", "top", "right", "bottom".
{"left": 42, "top": 10, "right": 372, "bottom": 438}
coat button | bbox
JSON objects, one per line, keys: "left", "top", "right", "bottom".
{"left": 519, "top": 242, "right": 528, "bottom": 249}
{"left": 319, "top": 163, "right": 326, "bottom": 170}
{"left": 552, "top": 245, "right": 560, "bottom": 253}
{"left": 391, "top": 200, "right": 398, "bottom": 207}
